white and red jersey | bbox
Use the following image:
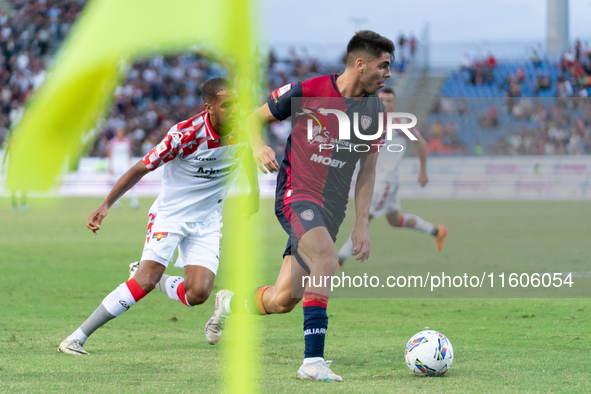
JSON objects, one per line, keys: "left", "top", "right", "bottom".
{"left": 143, "top": 111, "right": 248, "bottom": 223}
{"left": 375, "top": 117, "right": 421, "bottom": 182}
{"left": 107, "top": 137, "right": 132, "bottom": 172}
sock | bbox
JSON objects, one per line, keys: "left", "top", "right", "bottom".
{"left": 159, "top": 275, "right": 193, "bottom": 306}
{"left": 337, "top": 232, "right": 354, "bottom": 261}
{"left": 399, "top": 213, "right": 437, "bottom": 235}
{"left": 67, "top": 279, "right": 147, "bottom": 344}
{"left": 232, "top": 286, "right": 269, "bottom": 315}
{"left": 303, "top": 356, "right": 324, "bottom": 364}
{"left": 302, "top": 291, "right": 328, "bottom": 359}
{"left": 155, "top": 274, "right": 170, "bottom": 293}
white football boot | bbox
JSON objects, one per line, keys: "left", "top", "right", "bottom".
{"left": 297, "top": 358, "right": 343, "bottom": 382}
{"left": 204, "top": 290, "right": 234, "bottom": 345}
{"left": 58, "top": 339, "right": 89, "bottom": 355}
{"left": 129, "top": 261, "right": 140, "bottom": 279}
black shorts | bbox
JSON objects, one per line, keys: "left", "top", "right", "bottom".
{"left": 275, "top": 200, "right": 343, "bottom": 259}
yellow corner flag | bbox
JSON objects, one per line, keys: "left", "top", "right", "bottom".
{"left": 7, "top": 1, "right": 261, "bottom": 393}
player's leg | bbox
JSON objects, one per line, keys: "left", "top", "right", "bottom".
{"left": 216, "top": 241, "right": 307, "bottom": 316}
{"left": 260, "top": 254, "right": 305, "bottom": 313}
{"left": 58, "top": 260, "right": 165, "bottom": 355}
{"left": 156, "top": 265, "right": 216, "bottom": 306}
{"left": 386, "top": 210, "right": 449, "bottom": 252}
{"left": 59, "top": 211, "right": 178, "bottom": 355}
{"left": 295, "top": 226, "right": 343, "bottom": 381}
{"left": 205, "top": 251, "right": 306, "bottom": 345}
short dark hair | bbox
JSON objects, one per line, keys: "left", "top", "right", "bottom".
{"left": 346, "top": 30, "right": 395, "bottom": 65}
{"left": 379, "top": 87, "right": 395, "bottom": 96}
{"left": 202, "top": 78, "right": 230, "bottom": 105}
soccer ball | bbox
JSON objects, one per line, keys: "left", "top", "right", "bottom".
{"left": 404, "top": 330, "right": 453, "bottom": 376}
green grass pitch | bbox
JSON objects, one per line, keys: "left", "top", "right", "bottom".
{"left": 1, "top": 197, "right": 590, "bottom": 393}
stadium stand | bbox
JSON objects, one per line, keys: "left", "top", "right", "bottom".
{"left": 427, "top": 42, "right": 591, "bottom": 156}
{"left": 0, "top": 0, "right": 86, "bottom": 147}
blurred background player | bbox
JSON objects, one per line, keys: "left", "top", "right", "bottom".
{"left": 107, "top": 126, "right": 139, "bottom": 210}
{"left": 58, "top": 78, "right": 259, "bottom": 355}
{"left": 337, "top": 88, "right": 448, "bottom": 267}
{"left": 2, "top": 129, "right": 27, "bottom": 212}
{"left": 206, "top": 31, "right": 394, "bottom": 382}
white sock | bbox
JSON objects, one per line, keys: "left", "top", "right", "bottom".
{"left": 66, "top": 328, "right": 88, "bottom": 343}
{"left": 66, "top": 281, "right": 145, "bottom": 344}
{"left": 337, "top": 232, "right": 354, "bottom": 261}
{"left": 303, "top": 357, "right": 324, "bottom": 364}
{"left": 102, "top": 282, "right": 141, "bottom": 316}
{"left": 162, "top": 276, "right": 192, "bottom": 306}
{"left": 401, "top": 213, "right": 436, "bottom": 235}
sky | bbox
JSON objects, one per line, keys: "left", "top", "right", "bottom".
{"left": 260, "top": 0, "right": 591, "bottom": 46}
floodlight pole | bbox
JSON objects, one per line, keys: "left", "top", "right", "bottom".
{"left": 547, "top": 0, "right": 569, "bottom": 57}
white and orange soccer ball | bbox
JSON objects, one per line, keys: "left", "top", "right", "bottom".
{"left": 404, "top": 330, "right": 454, "bottom": 377}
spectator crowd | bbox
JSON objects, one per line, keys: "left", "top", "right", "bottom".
{"left": 0, "top": 1, "right": 587, "bottom": 160}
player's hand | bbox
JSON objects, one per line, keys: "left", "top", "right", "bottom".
{"left": 418, "top": 172, "right": 429, "bottom": 187}
{"left": 87, "top": 204, "right": 108, "bottom": 234}
{"left": 239, "top": 192, "right": 260, "bottom": 219}
{"left": 253, "top": 142, "right": 279, "bottom": 173}
{"left": 351, "top": 224, "right": 371, "bottom": 262}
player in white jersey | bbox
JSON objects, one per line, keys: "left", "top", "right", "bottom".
{"left": 106, "top": 127, "right": 139, "bottom": 209}
{"left": 337, "top": 88, "right": 448, "bottom": 267}
{"left": 58, "top": 78, "right": 259, "bottom": 355}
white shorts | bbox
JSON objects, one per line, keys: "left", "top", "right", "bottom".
{"left": 369, "top": 178, "right": 401, "bottom": 218}
{"left": 141, "top": 210, "right": 222, "bottom": 275}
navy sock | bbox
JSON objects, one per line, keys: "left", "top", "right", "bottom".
{"left": 303, "top": 305, "right": 328, "bottom": 359}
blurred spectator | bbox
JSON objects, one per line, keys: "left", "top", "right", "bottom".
{"left": 409, "top": 34, "right": 417, "bottom": 58}
{"left": 556, "top": 75, "right": 573, "bottom": 98}
{"left": 515, "top": 67, "right": 525, "bottom": 83}
{"left": 465, "top": 54, "right": 496, "bottom": 86}
{"left": 530, "top": 48, "right": 542, "bottom": 68}
{"left": 534, "top": 73, "right": 551, "bottom": 94}
{"left": 479, "top": 105, "right": 498, "bottom": 128}
{"left": 486, "top": 53, "right": 496, "bottom": 69}
{"left": 460, "top": 53, "right": 471, "bottom": 71}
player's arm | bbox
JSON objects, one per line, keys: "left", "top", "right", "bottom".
{"left": 241, "top": 145, "right": 260, "bottom": 218}
{"left": 249, "top": 103, "right": 280, "bottom": 173}
{"left": 351, "top": 151, "right": 379, "bottom": 262}
{"left": 249, "top": 82, "right": 302, "bottom": 173}
{"left": 88, "top": 128, "right": 180, "bottom": 234}
{"left": 415, "top": 132, "right": 428, "bottom": 187}
{"left": 87, "top": 160, "right": 149, "bottom": 234}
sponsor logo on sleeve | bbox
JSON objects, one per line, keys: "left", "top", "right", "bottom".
{"left": 278, "top": 84, "right": 291, "bottom": 96}
{"left": 271, "top": 84, "right": 292, "bottom": 103}
{"left": 156, "top": 142, "right": 167, "bottom": 156}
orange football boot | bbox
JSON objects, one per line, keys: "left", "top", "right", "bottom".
{"left": 435, "top": 225, "right": 448, "bottom": 252}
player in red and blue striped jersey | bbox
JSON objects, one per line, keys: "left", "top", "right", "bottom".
{"left": 206, "top": 31, "right": 395, "bottom": 382}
